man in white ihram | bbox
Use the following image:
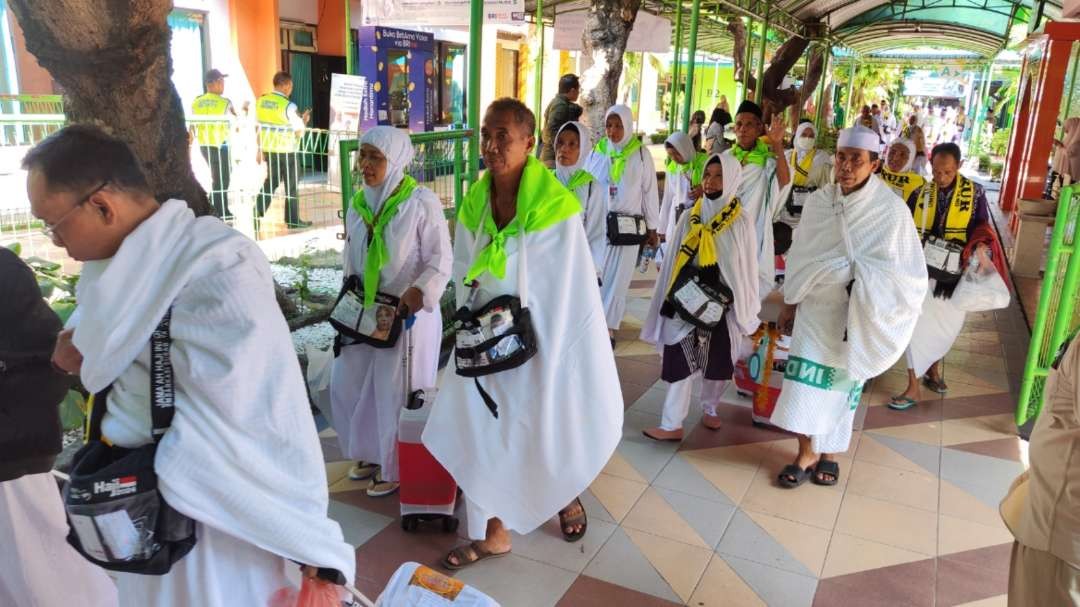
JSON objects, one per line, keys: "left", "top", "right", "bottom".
{"left": 30, "top": 125, "right": 354, "bottom": 605}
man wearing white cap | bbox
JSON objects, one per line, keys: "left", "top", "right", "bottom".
{"left": 770, "top": 126, "right": 927, "bottom": 488}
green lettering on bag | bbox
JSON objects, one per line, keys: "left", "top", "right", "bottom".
{"left": 785, "top": 356, "right": 837, "bottom": 390}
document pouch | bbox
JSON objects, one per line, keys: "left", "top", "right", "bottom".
{"left": 785, "top": 186, "right": 815, "bottom": 217}
{"left": 329, "top": 274, "right": 403, "bottom": 348}
{"left": 923, "top": 235, "right": 964, "bottom": 283}
{"left": 63, "top": 310, "right": 197, "bottom": 575}
{"left": 665, "top": 264, "right": 734, "bottom": 330}
{"left": 606, "top": 212, "right": 648, "bottom": 246}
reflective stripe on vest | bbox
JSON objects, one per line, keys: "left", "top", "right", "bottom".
{"left": 191, "top": 94, "right": 230, "bottom": 146}
{"left": 256, "top": 92, "right": 297, "bottom": 153}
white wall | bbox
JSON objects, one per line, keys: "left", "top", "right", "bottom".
{"left": 173, "top": 0, "right": 256, "bottom": 107}
{"left": 278, "top": 0, "right": 318, "bottom": 24}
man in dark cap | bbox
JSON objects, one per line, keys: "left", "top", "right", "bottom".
{"left": 191, "top": 69, "right": 235, "bottom": 218}
{"left": 720, "top": 99, "right": 790, "bottom": 298}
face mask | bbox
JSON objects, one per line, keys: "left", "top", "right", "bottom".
{"left": 795, "top": 137, "right": 814, "bottom": 152}
{"left": 705, "top": 189, "right": 724, "bottom": 200}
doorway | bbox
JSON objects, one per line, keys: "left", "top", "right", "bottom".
{"left": 495, "top": 45, "right": 519, "bottom": 100}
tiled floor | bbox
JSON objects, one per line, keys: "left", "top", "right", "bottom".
{"left": 318, "top": 263, "right": 1027, "bottom": 606}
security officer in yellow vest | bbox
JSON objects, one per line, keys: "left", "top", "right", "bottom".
{"left": 256, "top": 71, "right": 312, "bottom": 228}
{"left": 191, "top": 69, "right": 235, "bottom": 218}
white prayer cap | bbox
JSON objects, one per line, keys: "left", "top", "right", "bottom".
{"left": 836, "top": 126, "right": 880, "bottom": 153}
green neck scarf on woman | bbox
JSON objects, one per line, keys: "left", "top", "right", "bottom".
{"left": 665, "top": 151, "right": 709, "bottom": 184}
{"left": 594, "top": 135, "right": 643, "bottom": 182}
{"left": 459, "top": 156, "right": 581, "bottom": 283}
{"left": 730, "top": 137, "right": 773, "bottom": 167}
{"left": 564, "top": 168, "right": 595, "bottom": 191}
{"left": 350, "top": 175, "right": 418, "bottom": 306}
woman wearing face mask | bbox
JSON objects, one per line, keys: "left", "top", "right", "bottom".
{"left": 330, "top": 126, "right": 452, "bottom": 497}
{"left": 553, "top": 121, "right": 606, "bottom": 277}
{"left": 640, "top": 154, "right": 762, "bottom": 440}
{"left": 879, "top": 138, "right": 926, "bottom": 209}
{"left": 586, "top": 104, "right": 660, "bottom": 344}
{"left": 778, "top": 121, "right": 833, "bottom": 228}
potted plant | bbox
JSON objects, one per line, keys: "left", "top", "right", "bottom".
{"left": 978, "top": 154, "right": 991, "bottom": 173}
{"left": 649, "top": 130, "right": 669, "bottom": 145}
{"left": 990, "top": 161, "right": 1004, "bottom": 181}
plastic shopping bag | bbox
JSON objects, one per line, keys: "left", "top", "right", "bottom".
{"left": 375, "top": 562, "right": 500, "bottom": 607}
{"left": 297, "top": 577, "right": 343, "bottom": 607}
{"left": 951, "top": 259, "right": 1011, "bottom": 312}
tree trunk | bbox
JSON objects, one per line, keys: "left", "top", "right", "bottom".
{"left": 727, "top": 20, "right": 756, "bottom": 97}
{"left": 579, "top": 0, "right": 642, "bottom": 142}
{"left": 9, "top": 0, "right": 210, "bottom": 215}
{"left": 728, "top": 23, "right": 825, "bottom": 125}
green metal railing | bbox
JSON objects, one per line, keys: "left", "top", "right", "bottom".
{"left": 0, "top": 94, "right": 64, "bottom": 115}
{"left": 338, "top": 129, "right": 471, "bottom": 222}
{"left": 1018, "top": 185, "right": 1080, "bottom": 425}
{"left": 0, "top": 113, "right": 65, "bottom": 146}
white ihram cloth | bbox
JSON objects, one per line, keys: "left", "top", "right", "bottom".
{"left": 69, "top": 200, "right": 355, "bottom": 603}
{"left": 585, "top": 104, "right": 660, "bottom": 329}
{"left": 641, "top": 154, "right": 762, "bottom": 429}
{"left": 555, "top": 121, "right": 606, "bottom": 275}
{"left": 422, "top": 216, "right": 623, "bottom": 540}
{"left": 329, "top": 128, "right": 452, "bottom": 482}
{"left": 778, "top": 123, "right": 834, "bottom": 227}
{"left": 770, "top": 177, "right": 927, "bottom": 453}
{"left": 720, "top": 147, "right": 788, "bottom": 298}
{"left": 657, "top": 132, "right": 697, "bottom": 265}
{"left": 0, "top": 473, "right": 118, "bottom": 607}
{"left": 905, "top": 285, "right": 967, "bottom": 377}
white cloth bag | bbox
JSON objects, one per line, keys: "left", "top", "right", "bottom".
{"left": 951, "top": 261, "right": 1011, "bottom": 312}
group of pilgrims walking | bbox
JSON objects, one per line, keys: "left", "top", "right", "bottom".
{"left": 329, "top": 95, "right": 1009, "bottom": 569}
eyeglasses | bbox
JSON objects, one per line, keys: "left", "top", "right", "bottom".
{"left": 40, "top": 181, "right": 108, "bottom": 240}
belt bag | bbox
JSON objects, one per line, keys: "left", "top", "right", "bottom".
{"left": 606, "top": 212, "right": 648, "bottom": 246}
{"left": 665, "top": 264, "right": 734, "bottom": 330}
{"left": 923, "top": 235, "right": 964, "bottom": 283}
{"left": 786, "top": 186, "right": 815, "bottom": 217}
{"left": 329, "top": 274, "right": 403, "bottom": 348}
{"left": 63, "top": 310, "right": 197, "bottom": 575}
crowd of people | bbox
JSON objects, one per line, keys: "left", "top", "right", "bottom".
{"left": 2, "top": 72, "right": 1068, "bottom": 605}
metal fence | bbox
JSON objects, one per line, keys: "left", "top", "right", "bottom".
{"left": 0, "top": 94, "right": 64, "bottom": 115}
{"left": 1018, "top": 185, "right": 1080, "bottom": 424}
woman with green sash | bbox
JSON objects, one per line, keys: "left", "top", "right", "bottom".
{"left": 330, "top": 126, "right": 452, "bottom": 497}
{"left": 554, "top": 120, "right": 606, "bottom": 277}
{"left": 657, "top": 131, "right": 706, "bottom": 267}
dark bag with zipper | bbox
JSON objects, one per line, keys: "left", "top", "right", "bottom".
{"left": 328, "top": 274, "right": 403, "bottom": 348}
{"left": 663, "top": 263, "right": 734, "bottom": 330}
{"left": 62, "top": 310, "right": 197, "bottom": 575}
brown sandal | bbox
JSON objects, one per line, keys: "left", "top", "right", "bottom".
{"left": 558, "top": 497, "right": 588, "bottom": 543}
{"left": 442, "top": 541, "right": 510, "bottom": 571}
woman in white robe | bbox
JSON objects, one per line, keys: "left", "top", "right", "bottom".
{"left": 776, "top": 122, "right": 832, "bottom": 229}
{"left": 641, "top": 154, "right": 761, "bottom": 440}
{"left": 330, "top": 126, "right": 452, "bottom": 496}
{"left": 554, "top": 120, "right": 606, "bottom": 276}
{"left": 424, "top": 99, "right": 622, "bottom": 567}
{"left": 657, "top": 132, "right": 706, "bottom": 266}
{"left": 585, "top": 104, "right": 660, "bottom": 337}
{"left": 770, "top": 127, "right": 927, "bottom": 488}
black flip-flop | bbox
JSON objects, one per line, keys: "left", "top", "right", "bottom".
{"left": 922, "top": 376, "right": 948, "bottom": 394}
{"left": 812, "top": 460, "right": 840, "bottom": 486}
{"left": 778, "top": 464, "right": 814, "bottom": 489}
{"left": 558, "top": 497, "right": 588, "bottom": 543}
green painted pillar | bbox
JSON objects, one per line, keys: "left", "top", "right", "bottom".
{"left": 468, "top": 0, "right": 482, "bottom": 182}
{"left": 815, "top": 44, "right": 831, "bottom": 132}
{"left": 754, "top": 8, "right": 770, "bottom": 105}
{"left": 669, "top": 0, "right": 684, "bottom": 133}
{"left": 970, "top": 63, "right": 992, "bottom": 152}
{"left": 680, "top": 0, "right": 701, "bottom": 132}
{"left": 844, "top": 56, "right": 857, "bottom": 126}
{"left": 533, "top": 0, "right": 544, "bottom": 141}
{"left": 344, "top": 0, "right": 354, "bottom": 75}
{"left": 743, "top": 16, "right": 755, "bottom": 104}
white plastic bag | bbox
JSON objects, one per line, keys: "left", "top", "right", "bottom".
{"left": 375, "top": 562, "right": 500, "bottom": 607}
{"left": 951, "top": 258, "right": 1011, "bottom": 312}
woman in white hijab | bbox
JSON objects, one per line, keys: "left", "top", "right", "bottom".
{"left": 658, "top": 131, "right": 705, "bottom": 264}
{"left": 554, "top": 121, "right": 606, "bottom": 276}
{"left": 586, "top": 104, "right": 660, "bottom": 343}
{"left": 777, "top": 121, "right": 832, "bottom": 228}
{"left": 330, "top": 126, "right": 453, "bottom": 497}
{"left": 640, "top": 153, "right": 761, "bottom": 440}
{"left": 880, "top": 137, "right": 926, "bottom": 209}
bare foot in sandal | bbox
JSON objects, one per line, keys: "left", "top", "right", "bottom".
{"left": 558, "top": 497, "right": 587, "bottom": 542}
{"left": 444, "top": 518, "right": 512, "bottom": 570}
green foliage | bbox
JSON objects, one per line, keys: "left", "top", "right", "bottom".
{"left": 295, "top": 246, "right": 313, "bottom": 313}
{"left": 990, "top": 128, "right": 1010, "bottom": 157}
{"left": 990, "top": 161, "right": 1005, "bottom": 180}
{"left": 978, "top": 154, "right": 991, "bottom": 172}
{"left": 59, "top": 390, "right": 87, "bottom": 432}
{"left": 650, "top": 129, "right": 670, "bottom": 144}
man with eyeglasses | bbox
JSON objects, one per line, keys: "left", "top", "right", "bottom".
{"left": 27, "top": 125, "right": 354, "bottom": 604}
{"left": 770, "top": 126, "right": 927, "bottom": 489}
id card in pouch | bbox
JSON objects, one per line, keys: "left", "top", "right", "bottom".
{"left": 924, "top": 239, "right": 950, "bottom": 271}
{"left": 617, "top": 215, "right": 640, "bottom": 234}
{"left": 330, "top": 289, "right": 364, "bottom": 331}
{"left": 329, "top": 275, "right": 403, "bottom": 348}
{"left": 673, "top": 280, "right": 725, "bottom": 326}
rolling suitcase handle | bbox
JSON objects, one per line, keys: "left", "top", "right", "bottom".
{"left": 345, "top": 583, "right": 377, "bottom": 607}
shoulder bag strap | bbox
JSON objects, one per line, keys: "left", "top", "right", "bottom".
{"left": 149, "top": 309, "right": 175, "bottom": 443}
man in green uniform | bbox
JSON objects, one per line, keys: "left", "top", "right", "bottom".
{"left": 257, "top": 71, "right": 312, "bottom": 228}
{"left": 191, "top": 69, "right": 235, "bottom": 218}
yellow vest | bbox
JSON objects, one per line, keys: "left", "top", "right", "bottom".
{"left": 880, "top": 169, "right": 925, "bottom": 205}
{"left": 256, "top": 92, "right": 297, "bottom": 153}
{"left": 191, "top": 93, "right": 231, "bottom": 146}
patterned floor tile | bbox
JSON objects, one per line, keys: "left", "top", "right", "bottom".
{"left": 936, "top": 556, "right": 1012, "bottom": 607}
{"left": 688, "top": 554, "right": 767, "bottom": 607}
{"left": 942, "top": 414, "right": 1019, "bottom": 446}
{"left": 820, "top": 532, "right": 931, "bottom": 579}
{"left": 812, "top": 556, "right": 936, "bottom": 607}
{"left": 327, "top": 498, "right": 395, "bottom": 547}
{"left": 555, "top": 575, "right": 682, "bottom": 607}
{"left": 351, "top": 523, "right": 463, "bottom": 598}
{"left": 939, "top": 480, "right": 1007, "bottom": 528}
{"left": 745, "top": 510, "right": 832, "bottom": 577}
{"left": 681, "top": 452, "right": 760, "bottom": 504}
{"left": 720, "top": 553, "right": 819, "bottom": 607}
{"left": 940, "top": 393, "right": 1017, "bottom": 420}
{"left": 509, "top": 517, "right": 619, "bottom": 574}
{"left": 740, "top": 468, "right": 845, "bottom": 531}
{"left": 938, "top": 543, "right": 1013, "bottom": 576}
{"left": 325, "top": 460, "right": 355, "bottom": 487}
{"left": 578, "top": 488, "right": 616, "bottom": 525}
{"left": 938, "top": 513, "right": 1014, "bottom": 556}
{"left": 618, "top": 410, "right": 681, "bottom": 482}
{"left": 717, "top": 510, "right": 818, "bottom": 577}
{"left": 582, "top": 527, "right": 682, "bottom": 603}
{"left": 948, "top": 437, "right": 1026, "bottom": 463}
{"left": 835, "top": 493, "right": 938, "bottom": 556}
{"left": 654, "top": 486, "right": 737, "bottom": 548}
{"left": 939, "top": 448, "right": 1025, "bottom": 502}
{"left": 953, "top": 596, "right": 1008, "bottom": 607}
{"left": 453, "top": 553, "right": 579, "bottom": 607}
{"left": 622, "top": 487, "right": 714, "bottom": 548}
{"left": 600, "top": 450, "right": 649, "bottom": 484}
{"left": 854, "top": 434, "right": 933, "bottom": 474}
{"left": 845, "top": 459, "right": 940, "bottom": 512}
{"left": 865, "top": 433, "right": 943, "bottom": 475}
{"left": 652, "top": 452, "right": 736, "bottom": 504}
{"left": 625, "top": 527, "right": 715, "bottom": 602}
{"left": 867, "top": 421, "right": 943, "bottom": 446}
{"left": 626, "top": 384, "right": 668, "bottom": 417}
{"left": 678, "top": 402, "right": 793, "bottom": 450}
{"left": 587, "top": 473, "right": 648, "bottom": 524}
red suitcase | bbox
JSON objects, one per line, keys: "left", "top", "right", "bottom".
{"left": 733, "top": 323, "right": 789, "bottom": 427}
{"left": 396, "top": 329, "right": 459, "bottom": 533}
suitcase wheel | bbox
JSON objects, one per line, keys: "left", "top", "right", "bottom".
{"left": 442, "top": 516, "right": 460, "bottom": 533}
{"left": 401, "top": 514, "right": 459, "bottom": 533}
{"left": 401, "top": 516, "right": 420, "bottom": 532}
{"left": 752, "top": 420, "right": 767, "bottom": 428}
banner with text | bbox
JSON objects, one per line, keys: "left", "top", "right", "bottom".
{"left": 360, "top": 0, "right": 525, "bottom": 26}
{"left": 553, "top": 7, "right": 670, "bottom": 53}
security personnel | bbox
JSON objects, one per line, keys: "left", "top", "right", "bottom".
{"left": 191, "top": 69, "right": 235, "bottom": 218}
{"left": 256, "top": 71, "right": 311, "bottom": 228}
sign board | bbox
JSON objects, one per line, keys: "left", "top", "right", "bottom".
{"left": 553, "top": 7, "right": 670, "bottom": 53}
{"left": 329, "top": 73, "right": 367, "bottom": 135}
{"left": 903, "top": 69, "right": 968, "bottom": 99}
{"left": 360, "top": 0, "right": 525, "bottom": 26}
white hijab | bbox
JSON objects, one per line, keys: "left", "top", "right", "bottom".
{"left": 359, "top": 126, "right": 415, "bottom": 210}
{"left": 701, "top": 152, "right": 743, "bottom": 219}
{"left": 554, "top": 120, "right": 592, "bottom": 185}
{"left": 605, "top": 104, "right": 634, "bottom": 149}
{"left": 888, "top": 138, "right": 916, "bottom": 173}
{"left": 665, "top": 131, "right": 695, "bottom": 166}
{"left": 793, "top": 122, "right": 817, "bottom": 162}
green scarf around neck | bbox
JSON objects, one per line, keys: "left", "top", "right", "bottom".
{"left": 459, "top": 156, "right": 581, "bottom": 283}
{"left": 350, "top": 175, "right": 418, "bottom": 306}
{"left": 594, "top": 135, "right": 643, "bottom": 182}
{"left": 665, "top": 151, "right": 709, "bottom": 184}
{"left": 564, "top": 168, "right": 595, "bottom": 191}
{"left": 730, "top": 137, "right": 773, "bottom": 167}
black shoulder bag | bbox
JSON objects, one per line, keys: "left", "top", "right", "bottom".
{"left": 606, "top": 147, "right": 650, "bottom": 246}
{"left": 63, "top": 310, "right": 197, "bottom": 575}
{"left": 328, "top": 274, "right": 403, "bottom": 348}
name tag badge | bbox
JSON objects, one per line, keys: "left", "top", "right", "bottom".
{"left": 330, "top": 289, "right": 365, "bottom": 330}
{"left": 924, "top": 240, "right": 951, "bottom": 271}
{"left": 792, "top": 190, "right": 809, "bottom": 208}
{"left": 617, "top": 215, "right": 640, "bottom": 235}
{"left": 608, "top": 184, "right": 619, "bottom": 202}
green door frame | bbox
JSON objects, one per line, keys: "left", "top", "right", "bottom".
{"left": 468, "top": 0, "right": 483, "bottom": 181}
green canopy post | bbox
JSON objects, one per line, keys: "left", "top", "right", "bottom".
{"left": 680, "top": 0, "right": 701, "bottom": 132}
{"left": 533, "top": 0, "right": 545, "bottom": 141}
{"left": 754, "top": 7, "right": 770, "bottom": 105}
{"left": 669, "top": 0, "right": 684, "bottom": 133}
{"left": 468, "top": 0, "right": 483, "bottom": 182}
{"left": 844, "top": 56, "right": 857, "bottom": 125}
{"left": 344, "top": 0, "right": 354, "bottom": 75}
{"left": 815, "top": 44, "right": 831, "bottom": 132}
